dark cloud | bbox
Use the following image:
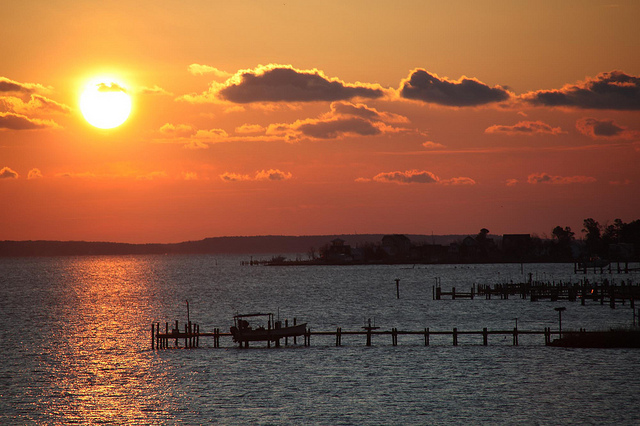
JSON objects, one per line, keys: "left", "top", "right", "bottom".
{"left": 485, "top": 120, "right": 564, "bottom": 135}
{"left": 575, "top": 117, "right": 630, "bottom": 138}
{"left": 0, "top": 77, "right": 48, "bottom": 94}
{"left": 0, "top": 167, "right": 19, "bottom": 179}
{"left": 330, "top": 101, "right": 408, "bottom": 123}
{"left": 0, "top": 112, "right": 59, "bottom": 130}
{"left": 218, "top": 65, "right": 384, "bottom": 103}
{"left": 527, "top": 172, "right": 596, "bottom": 185}
{"left": 400, "top": 69, "right": 510, "bottom": 106}
{"left": 522, "top": 71, "right": 640, "bottom": 110}
{"left": 297, "top": 117, "right": 381, "bottom": 139}
{"left": 265, "top": 101, "right": 408, "bottom": 142}
{"left": 97, "top": 82, "right": 127, "bottom": 93}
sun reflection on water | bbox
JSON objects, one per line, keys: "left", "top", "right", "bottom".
{"left": 36, "top": 256, "right": 171, "bottom": 423}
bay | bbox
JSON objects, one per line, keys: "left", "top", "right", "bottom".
{"left": 1, "top": 255, "right": 638, "bottom": 424}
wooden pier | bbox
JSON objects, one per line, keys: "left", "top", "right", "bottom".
{"left": 151, "top": 320, "right": 568, "bottom": 349}
{"left": 433, "top": 278, "right": 639, "bottom": 309}
{"left": 574, "top": 260, "right": 640, "bottom": 274}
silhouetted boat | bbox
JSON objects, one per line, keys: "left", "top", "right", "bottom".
{"left": 230, "top": 313, "right": 306, "bottom": 346}
{"left": 549, "top": 329, "right": 640, "bottom": 348}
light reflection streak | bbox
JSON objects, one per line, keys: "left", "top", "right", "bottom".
{"left": 39, "top": 256, "right": 171, "bottom": 424}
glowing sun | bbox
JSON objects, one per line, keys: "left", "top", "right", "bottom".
{"left": 80, "top": 80, "right": 132, "bottom": 129}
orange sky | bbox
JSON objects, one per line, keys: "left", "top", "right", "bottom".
{"left": 2, "top": 1, "right": 639, "bottom": 243}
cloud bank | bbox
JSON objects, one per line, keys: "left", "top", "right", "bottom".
{"left": 485, "top": 120, "right": 564, "bottom": 136}
{"left": 0, "top": 77, "right": 50, "bottom": 94}
{"left": 0, "top": 112, "right": 60, "bottom": 130}
{"left": 522, "top": 71, "right": 640, "bottom": 110}
{"left": 181, "top": 64, "right": 385, "bottom": 104}
{"left": 575, "top": 117, "right": 633, "bottom": 139}
{"left": 399, "top": 69, "right": 510, "bottom": 106}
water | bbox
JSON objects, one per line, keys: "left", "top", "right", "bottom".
{"left": 1, "top": 255, "right": 639, "bottom": 424}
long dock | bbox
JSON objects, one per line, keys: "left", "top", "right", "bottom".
{"left": 151, "top": 320, "right": 567, "bottom": 349}
{"left": 434, "top": 278, "right": 639, "bottom": 309}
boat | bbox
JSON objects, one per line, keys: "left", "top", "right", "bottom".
{"left": 229, "top": 313, "right": 307, "bottom": 347}
{"left": 549, "top": 329, "right": 640, "bottom": 348}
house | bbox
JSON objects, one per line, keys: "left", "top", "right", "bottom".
{"left": 323, "top": 238, "right": 352, "bottom": 262}
{"left": 381, "top": 234, "right": 411, "bottom": 257}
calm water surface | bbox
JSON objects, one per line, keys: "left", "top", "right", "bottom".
{"left": 1, "top": 255, "right": 639, "bottom": 424}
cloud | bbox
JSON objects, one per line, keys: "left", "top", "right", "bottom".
{"left": 97, "top": 82, "right": 127, "bottom": 93}
{"left": 295, "top": 116, "right": 382, "bottom": 139}
{"left": 1, "top": 94, "right": 71, "bottom": 114}
{"left": 267, "top": 101, "right": 409, "bottom": 141}
{"left": 0, "top": 77, "right": 50, "bottom": 94}
{"left": 159, "top": 123, "right": 196, "bottom": 138}
{"left": 139, "top": 85, "right": 172, "bottom": 96}
{"left": 188, "top": 64, "right": 232, "bottom": 78}
{"left": 182, "top": 172, "right": 199, "bottom": 181}
{"left": 440, "top": 177, "right": 477, "bottom": 185}
{"left": 194, "top": 128, "right": 229, "bottom": 140}
{"left": 158, "top": 101, "right": 407, "bottom": 146}
{"left": 575, "top": 117, "right": 634, "bottom": 139}
{"left": 364, "top": 169, "right": 476, "bottom": 186}
{"left": 220, "top": 169, "right": 292, "bottom": 182}
{"left": 527, "top": 172, "right": 596, "bottom": 185}
{"left": 373, "top": 170, "right": 440, "bottom": 184}
{"left": 399, "top": 69, "right": 510, "bottom": 106}
{"left": 220, "top": 172, "right": 252, "bottom": 182}
{"left": 329, "top": 101, "right": 408, "bottom": 123}
{"left": 235, "top": 124, "right": 266, "bottom": 134}
{"left": 255, "top": 169, "right": 292, "bottom": 181}
{"left": 0, "top": 112, "right": 60, "bottom": 130}
{"left": 422, "top": 141, "right": 446, "bottom": 149}
{"left": 609, "top": 179, "right": 631, "bottom": 186}
{"left": 27, "top": 168, "right": 43, "bottom": 179}
{"left": 506, "top": 179, "right": 519, "bottom": 186}
{"left": 182, "top": 64, "right": 385, "bottom": 104}
{"left": 484, "top": 120, "right": 564, "bottom": 136}
{"left": 521, "top": 71, "right": 640, "bottom": 110}
{"left": 0, "top": 167, "right": 18, "bottom": 179}
{"left": 56, "top": 172, "right": 101, "bottom": 179}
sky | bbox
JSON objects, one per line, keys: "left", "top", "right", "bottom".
{"left": 1, "top": 0, "right": 639, "bottom": 243}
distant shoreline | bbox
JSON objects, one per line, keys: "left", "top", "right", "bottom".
{"left": 0, "top": 234, "right": 468, "bottom": 258}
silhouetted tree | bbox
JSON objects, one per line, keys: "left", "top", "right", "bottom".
{"left": 602, "top": 219, "right": 623, "bottom": 247}
{"left": 552, "top": 226, "right": 575, "bottom": 243}
{"left": 476, "top": 228, "right": 490, "bottom": 243}
{"left": 582, "top": 218, "right": 603, "bottom": 256}
{"left": 551, "top": 226, "right": 575, "bottom": 260}
{"left": 620, "top": 219, "right": 640, "bottom": 245}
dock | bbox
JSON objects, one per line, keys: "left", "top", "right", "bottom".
{"left": 433, "top": 278, "right": 639, "bottom": 309}
{"left": 151, "top": 319, "right": 570, "bottom": 349}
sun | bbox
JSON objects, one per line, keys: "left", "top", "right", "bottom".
{"left": 80, "top": 80, "right": 132, "bottom": 129}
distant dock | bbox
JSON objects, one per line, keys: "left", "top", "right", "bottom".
{"left": 433, "top": 278, "right": 639, "bottom": 309}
